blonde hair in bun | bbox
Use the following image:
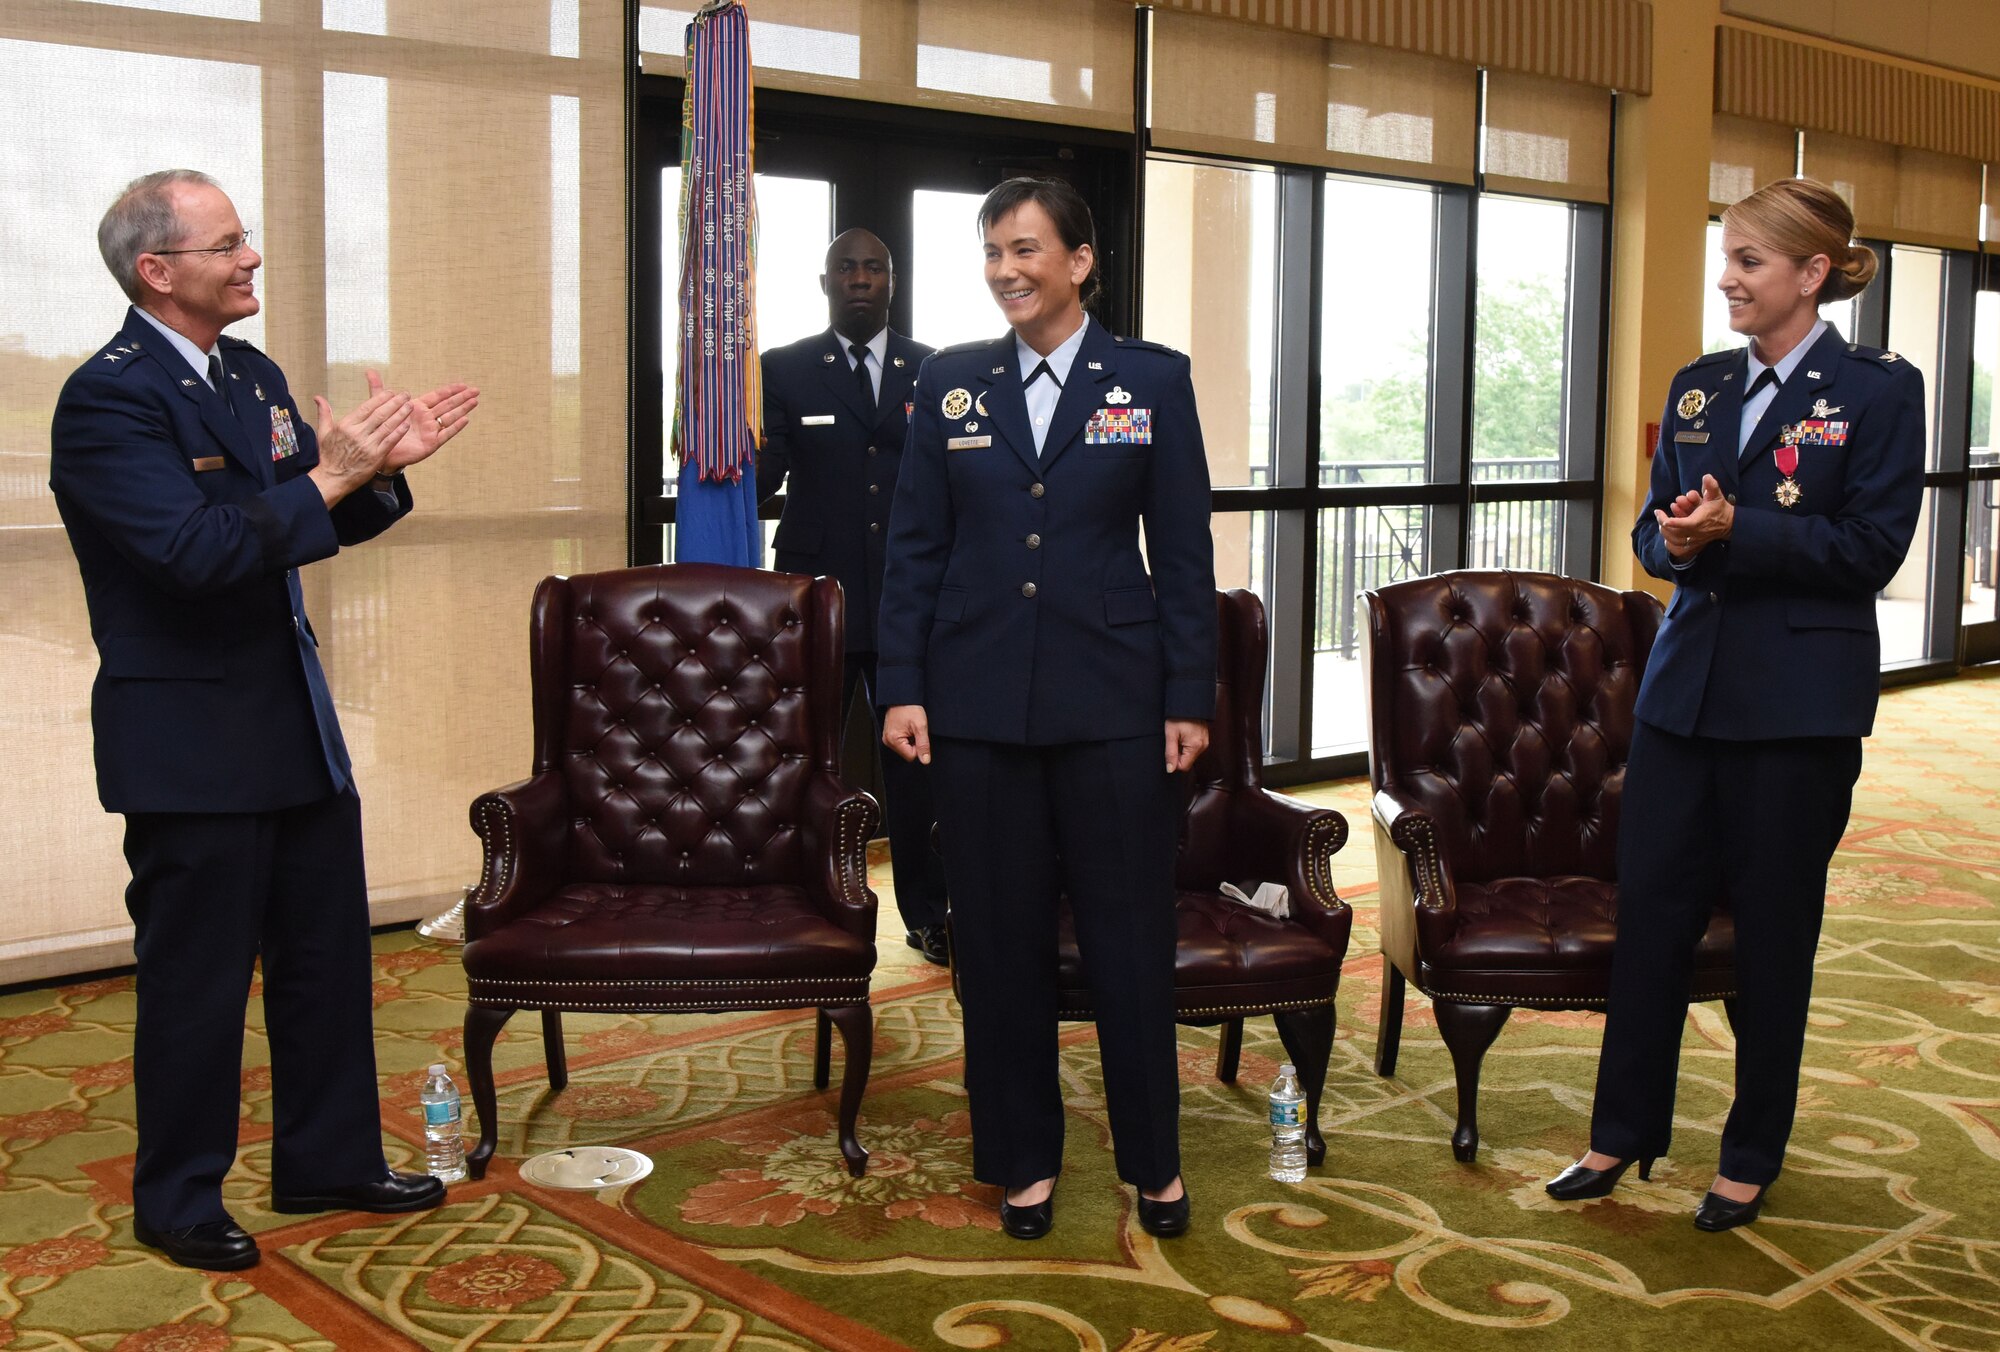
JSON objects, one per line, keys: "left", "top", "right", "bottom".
{"left": 1721, "top": 177, "right": 1878, "bottom": 303}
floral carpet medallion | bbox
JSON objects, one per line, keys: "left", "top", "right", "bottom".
{"left": 0, "top": 669, "right": 1997, "bottom": 1349}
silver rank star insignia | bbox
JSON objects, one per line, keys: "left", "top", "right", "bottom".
{"left": 1676, "top": 388, "right": 1707, "bottom": 419}
{"left": 942, "top": 388, "right": 972, "bottom": 419}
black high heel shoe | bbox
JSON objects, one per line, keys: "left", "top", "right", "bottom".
{"left": 1544, "top": 1155, "right": 1656, "bottom": 1201}
{"left": 1136, "top": 1187, "right": 1191, "bottom": 1238}
{"left": 1693, "top": 1186, "right": 1766, "bottom": 1232}
{"left": 1000, "top": 1186, "right": 1054, "bottom": 1240}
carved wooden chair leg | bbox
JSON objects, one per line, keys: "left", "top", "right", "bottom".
{"left": 1274, "top": 1003, "right": 1338, "bottom": 1168}
{"left": 540, "top": 1009, "right": 567, "bottom": 1092}
{"left": 1216, "top": 1018, "right": 1244, "bottom": 1084}
{"left": 1375, "top": 956, "right": 1406, "bottom": 1077}
{"left": 463, "top": 1004, "right": 516, "bottom": 1180}
{"left": 1433, "top": 1000, "right": 1513, "bottom": 1162}
{"left": 826, "top": 1003, "right": 872, "bottom": 1177}
{"left": 813, "top": 1009, "right": 832, "bottom": 1090}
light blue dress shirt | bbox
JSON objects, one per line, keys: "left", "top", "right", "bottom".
{"left": 134, "top": 307, "right": 222, "bottom": 389}
{"left": 1016, "top": 316, "right": 1090, "bottom": 456}
{"left": 1739, "top": 318, "right": 1826, "bottom": 459}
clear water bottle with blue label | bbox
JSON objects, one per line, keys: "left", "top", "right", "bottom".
{"left": 1268, "top": 1061, "right": 1307, "bottom": 1182}
{"left": 420, "top": 1062, "right": 468, "bottom": 1183}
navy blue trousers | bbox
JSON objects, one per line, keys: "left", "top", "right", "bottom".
{"left": 122, "top": 789, "right": 389, "bottom": 1227}
{"left": 929, "top": 734, "right": 1182, "bottom": 1192}
{"left": 845, "top": 652, "right": 948, "bottom": 933}
{"left": 1590, "top": 720, "right": 1861, "bottom": 1186}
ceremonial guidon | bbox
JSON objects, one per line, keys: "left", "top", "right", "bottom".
{"left": 877, "top": 321, "right": 1214, "bottom": 743}
{"left": 1635, "top": 323, "right": 1925, "bottom": 741}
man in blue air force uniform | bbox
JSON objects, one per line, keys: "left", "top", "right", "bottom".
{"left": 758, "top": 228, "right": 949, "bottom": 962}
{"left": 48, "top": 170, "right": 478, "bottom": 1272}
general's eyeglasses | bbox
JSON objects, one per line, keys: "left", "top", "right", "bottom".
{"left": 150, "top": 230, "right": 254, "bottom": 260}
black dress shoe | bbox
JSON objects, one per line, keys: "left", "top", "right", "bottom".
{"left": 272, "top": 1170, "right": 446, "bottom": 1215}
{"left": 905, "top": 925, "right": 949, "bottom": 967}
{"left": 133, "top": 1217, "right": 260, "bottom": 1271}
{"left": 1694, "top": 1187, "right": 1767, "bottom": 1232}
{"left": 1544, "top": 1155, "right": 1655, "bottom": 1201}
{"left": 1136, "top": 1190, "right": 1191, "bottom": 1238}
{"left": 999, "top": 1193, "right": 1053, "bottom": 1239}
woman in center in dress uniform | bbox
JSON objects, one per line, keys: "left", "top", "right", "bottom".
{"left": 875, "top": 177, "right": 1216, "bottom": 1241}
{"left": 1546, "top": 177, "right": 1925, "bottom": 1230}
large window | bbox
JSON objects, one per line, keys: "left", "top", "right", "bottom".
{"left": 1143, "top": 159, "right": 1609, "bottom": 776}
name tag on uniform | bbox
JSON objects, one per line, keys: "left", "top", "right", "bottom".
{"left": 191, "top": 455, "right": 225, "bottom": 471}
{"left": 947, "top": 435, "right": 992, "bottom": 450}
{"left": 800, "top": 414, "right": 836, "bottom": 426}
{"left": 1673, "top": 431, "right": 1709, "bottom": 444}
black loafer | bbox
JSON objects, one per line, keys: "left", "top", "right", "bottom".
{"left": 1693, "top": 1187, "right": 1766, "bottom": 1232}
{"left": 134, "top": 1217, "right": 260, "bottom": 1271}
{"left": 1136, "top": 1191, "right": 1191, "bottom": 1238}
{"left": 905, "top": 925, "right": 950, "bottom": 967}
{"left": 999, "top": 1194, "right": 1053, "bottom": 1240}
{"left": 272, "top": 1170, "right": 446, "bottom": 1215}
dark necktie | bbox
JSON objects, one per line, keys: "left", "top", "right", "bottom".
{"left": 1745, "top": 366, "right": 1780, "bottom": 401}
{"left": 850, "top": 343, "right": 875, "bottom": 417}
{"left": 207, "top": 351, "right": 232, "bottom": 411}
{"left": 1025, "top": 359, "right": 1060, "bottom": 390}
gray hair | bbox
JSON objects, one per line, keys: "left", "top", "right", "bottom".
{"left": 97, "top": 169, "right": 219, "bottom": 302}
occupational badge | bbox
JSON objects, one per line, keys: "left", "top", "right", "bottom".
{"left": 942, "top": 388, "right": 972, "bottom": 419}
{"left": 1676, "top": 388, "right": 1707, "bottom": 420}
{"left": 964, "top": 421, "right": 978, "bottom": 433}
{"left": 1810, "top": 398, "right": 1843, "bottom": 418}
{"left": 1774, "top": 444, "right": 1801, "bottom": 507}
{"left": 1105, "top": 385, "right": 1133, "bottom": 406}
{"left": 270, "top": 406, "right": 301, "bottom": 461}
{"left": 974, "top": 391, "right": 989, "bottom": 417}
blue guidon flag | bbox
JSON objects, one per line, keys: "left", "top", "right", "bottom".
{"left": 670, "top": 0, "right": 761, "bottom": 565}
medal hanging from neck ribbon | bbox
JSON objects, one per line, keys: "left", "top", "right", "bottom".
{"left": 1774, "top": 444, "right": 1802, "bottom": 508}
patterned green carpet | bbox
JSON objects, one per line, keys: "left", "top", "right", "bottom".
{"left": 2, "top": 669, "right": 1998, "bottom": 1350}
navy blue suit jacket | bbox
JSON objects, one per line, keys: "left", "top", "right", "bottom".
{"left": 757, "top": 327, "right": 931, "bottom": 653}
{"left": 877, "top": 320, "right": 1217, "bottom": 743}
{"left": 50, "top": 308, "right": 410, "bottom": 814}
{"left": 1634, "top": 325, "right": 1924, "bottom": 740}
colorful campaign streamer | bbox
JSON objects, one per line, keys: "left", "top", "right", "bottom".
{"left": 671, "top": 0, "right": 761, "bottom": 565}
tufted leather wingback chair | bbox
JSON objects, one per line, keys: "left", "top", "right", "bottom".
{"left": 1040, "top": 590, "right": 1354, "bottom": 1166}
{"left": 1362, "top": 570, "right": 1737, "bottom": 1160}
{"left": 460, "top": 564, "right": 881, "bottom": 1180}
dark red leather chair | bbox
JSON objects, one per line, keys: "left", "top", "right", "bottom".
{"left": 952, "top": 590, "right": 1353, "bottom": 1165}
{"left": 459, "top": 564, "right": 880, "bottom": 1179}
{"left": 1362, "top": 570, "right": 1737, "bottom": 1160}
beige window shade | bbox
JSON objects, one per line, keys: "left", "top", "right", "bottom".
{"left": 1144, "top": 0, "right": 1653, "bottom": 95}
{"left": 1803, "top": 133, "right": 1983, "bottom": 251}
{"left": 1152, "top": 12, "right": 1476, "bottom": 183}
{"left": 1481, "top": 70, "right": 1610, "bottom": 203}
{"left": 639, "top": 0, "right": 1134, "bottom": 130}
{"left": 1709, "top": 114, "right": 1797, "bottom": 214}
{"left": 0, "top": 0, "right": 627, "bottom": 981}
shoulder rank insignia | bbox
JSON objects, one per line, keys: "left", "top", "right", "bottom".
{"left": 1881, "top": 351, "right": 1901, "bottom": 363}
{"left": 1676, "top": 388, "right": 1707, "bottom": 420}
{"left": 102, "top": 352, "right": 121, "bottom": 362}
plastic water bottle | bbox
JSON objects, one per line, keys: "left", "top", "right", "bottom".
{"left": 1268, "top": 1062, "right": 1308, "bottom": 1182}
{"left": 420, "top": 1063, "right": 468, "bottom": 1183}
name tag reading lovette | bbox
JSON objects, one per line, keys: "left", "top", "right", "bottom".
{"left": 947, "top": 435, "right": 992, "bottom": 451}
